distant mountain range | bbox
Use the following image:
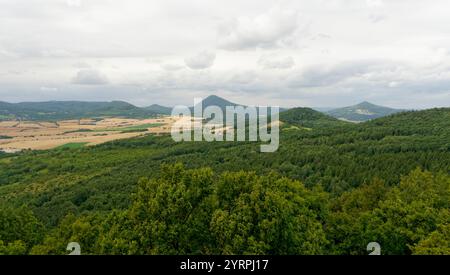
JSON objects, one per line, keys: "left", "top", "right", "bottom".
{"left": 326, "top": 101, "right": 404, "bottom": 122}
{"left": 190, "top": 95, "right": 240, "bottom": 113}
{"left": 0, "top": 101, "right": 158, "bottom": 121}
{"left": 0, "top": 95, "right": 263, "bottom": 121}
{"left": 191, "top": 95, "right": 288, "bottom": 115}
{"left": 144, "top": 104, "right": 173, "bottom": 115}
{"left": 144, "top": 95, "right": 243, "bottom": 116}
{"left": 0, "top": 96, "right": 407, "bottom": 122}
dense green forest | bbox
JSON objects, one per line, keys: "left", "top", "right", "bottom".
{"left": 0, "top": 108, "right": 449, "bottom": 255}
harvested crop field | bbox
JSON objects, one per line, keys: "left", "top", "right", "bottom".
{"left": 0, "top": 117, "right": 176, "bottom": 152}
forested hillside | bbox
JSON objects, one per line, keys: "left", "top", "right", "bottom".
{"left": 144, "top": 104, "right": 172, "bottom": 115}
{"left": 280, "top": 107, "right": 349, "bottom": 128}
{"left": 0, "top": 108, "right": 449, "bottom": 255}
{"left": 0, "top": 101, "right": 158, "bottom": 121}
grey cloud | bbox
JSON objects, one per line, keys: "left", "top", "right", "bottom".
{"left": 229, "top": 71, "right": 258, "bottom": 84}
{"left": 184, "top": 51, "right": 216, "bottom": 70}
{"left": 2, "top": 58, "right": 450, "bottom": 109}
{"left": 288, "top": 61, "right": 389, "bottom": 88}
{"left": 39, "top": 86, "right": 58, "bottom": 92}
{"left": 71, "top": 69, "right": 109, "bottom": 85}
{"left": 124, "top": 59, "right": 450, "bottom": 108}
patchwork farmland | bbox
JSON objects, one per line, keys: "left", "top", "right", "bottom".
{"left": 0, "top": 117, "right": 175, "bottom": 152}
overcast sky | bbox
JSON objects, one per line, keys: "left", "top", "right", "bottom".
{"left": 1, "top": 0, "right": 450, "bottom": 109}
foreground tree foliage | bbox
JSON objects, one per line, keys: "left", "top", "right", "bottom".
{"left": 0, "top": 206, "right": 44, "bottom": 255}
{"left": 326, "top": 169, "right": 450, "bottom": 255}
{"left": 25, "top": 165, "right": 450, "bottom": 255}
{"left": 31, "top": 165, "right": 329, "bottom": 254}
{"left": 412, "top": 224, "right": 450, "bottom": 255}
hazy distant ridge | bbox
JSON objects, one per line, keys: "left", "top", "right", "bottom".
{"left": 326, "top": 101, "right": 404, "bottom": 122}
{"left": 0, "top": 97, "right": 405, "bottom": 122}
{"left": 0, "top": 101, "right": 157, "bottom": 121}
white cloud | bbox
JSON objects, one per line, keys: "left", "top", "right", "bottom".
{"left": 184, "top": 50, "right": 216, "bottom": 70}
{"left": 160, "top": 63, "right": 184, "bottom": 71}
{"left": 71, "top": 69, "right": 109, "bottom": 85}
{"left": 369, "top": 13, "right": 387, "bottom": 23}
{"left": 72, "top": 61, "right": 92, "bottom": 68}
{"left": 388, "top": 81, "right": 400, "bottom": 88}
{"left": 366, "top": 0, "right": 384, "bottom": 8}
{"left": 66, "top": 0, "right": 82, "bottom": 8}
{"left": 217, "top": 7, "right": 301, "bottom": 50}
{"left": 258, "top": 54, "right": 295, "bottom": 69}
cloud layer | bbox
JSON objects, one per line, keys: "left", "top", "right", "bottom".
{"left": 184, "top": 51, "right": 216, "bottom": 70}
{"left": 1, "top": 0, "right": 450, "bottom": 109}
{"left": 217, "top": 7, "right": 301, "bottom": 50}
{"left": 258, "top": 54, "right": 295, "bottom": 69}
{"left": 72, "top": 69, "right": 109, "bottom": 85}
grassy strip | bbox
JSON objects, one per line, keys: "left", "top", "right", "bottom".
{"left": 94, "top": 123, "right": 164, "bottom": 132}
{"left": 56, "top": 142, "right": 89, "bottom": 149}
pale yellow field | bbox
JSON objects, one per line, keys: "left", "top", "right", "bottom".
{"left": 0, "top": 117, "right": 177, "bottom": 152}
